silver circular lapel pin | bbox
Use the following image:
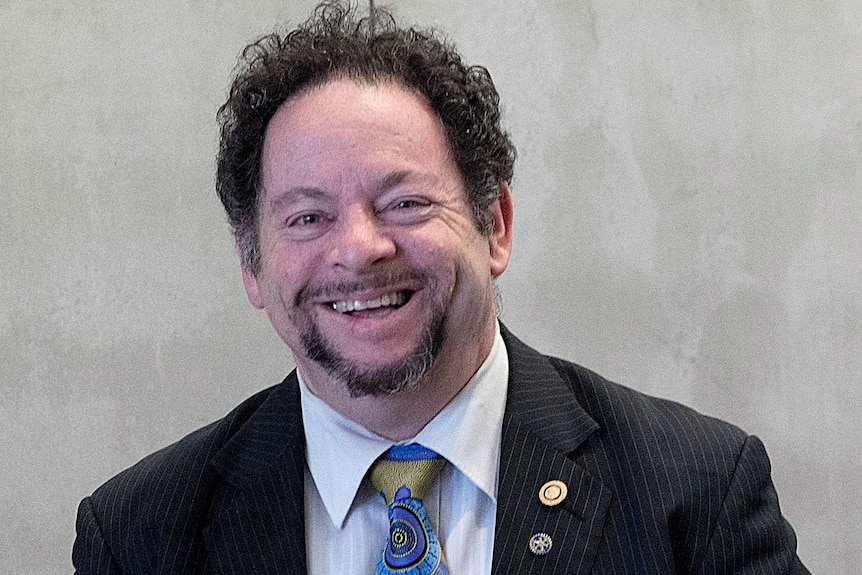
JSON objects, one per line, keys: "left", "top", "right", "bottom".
{"left": 528, "top": 532, "right": 553, "bottom": 556}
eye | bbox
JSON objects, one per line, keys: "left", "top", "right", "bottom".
{"left": 393, "top": 199, "right": 425, "bottom": 210}
{"left": 384, "top": 196, "right": 433, "bottom": 213}
{"left": 379, "top": 196, "right": 435, "bottom": 225}
{"left": 280, "top": 210, "right": 334, "bottom": 240}
{"left": 288, "top": 212, "right": 323, "bottom": 227}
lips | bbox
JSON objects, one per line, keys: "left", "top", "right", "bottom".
{"left": 328, "top": 290, "right": 411, "bottom": 313}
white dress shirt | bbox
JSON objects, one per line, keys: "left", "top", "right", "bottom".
{"left": 299, "top": 324, "right": 509, "bottom": 575}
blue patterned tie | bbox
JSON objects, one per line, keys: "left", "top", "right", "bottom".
{"left": 370, "top": 444, "right": 450, "bottom": 575}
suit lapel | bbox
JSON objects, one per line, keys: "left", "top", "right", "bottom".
{"left": 493, "top": 326, "right": 613, "bottom": 575}
{"left": 197, "top": 327, "right": 611, "bottom": 574}
{"left": 204, "top": 373, "right": 308, "bottom": 575}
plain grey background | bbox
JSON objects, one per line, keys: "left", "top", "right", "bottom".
{"left": 2, "top": 1, "right": 860, "bottom": 573}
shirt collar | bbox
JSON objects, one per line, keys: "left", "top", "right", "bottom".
{"left": 299, "top": 322, "right": 509, "bottom": 528}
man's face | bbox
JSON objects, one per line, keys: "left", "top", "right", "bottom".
{"left": 242, "top": 78, "right": 511, "bottom": 398}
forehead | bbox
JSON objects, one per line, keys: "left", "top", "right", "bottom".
{"left": 260, "top": 78, "right": 453, "bottom": 179}
{"left": 272, "top": 77, "right": 438, "bottom": 127}
{"left": 257, "top": 77, "right": 470, "bottom": 219}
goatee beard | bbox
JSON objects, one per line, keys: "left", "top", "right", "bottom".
{"left": 301, "top": 307, "right": 447, "bottom": 397}
{"left": 293, "top": 272, "right": 448, "bottom": 397}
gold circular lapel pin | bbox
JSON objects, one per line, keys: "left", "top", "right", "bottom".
{"left": 538, "top": 480, "right": 568, "bottom": 506}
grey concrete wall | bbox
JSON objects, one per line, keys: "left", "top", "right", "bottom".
{"left": 1, "top": 1, "right": 858, "bottom": 573}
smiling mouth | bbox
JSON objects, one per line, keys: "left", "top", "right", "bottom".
{"left": 329, "top": 291, "right": 412, "bottom": 314}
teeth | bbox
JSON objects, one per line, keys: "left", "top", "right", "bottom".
{"left": 331, "top": 292, "right": 406, "bottom": 313}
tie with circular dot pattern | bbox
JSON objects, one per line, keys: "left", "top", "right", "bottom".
{"left": 370, "top": 444, "right": 450, "bottom": 575}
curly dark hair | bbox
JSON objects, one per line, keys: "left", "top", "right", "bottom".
{"left": 216, "top": 0, "right": 516, "bottom": 274}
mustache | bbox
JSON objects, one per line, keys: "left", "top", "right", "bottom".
{"left": 296, "top": 270, "right": 428, "bottom": 304}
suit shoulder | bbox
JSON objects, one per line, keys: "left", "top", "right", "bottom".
{"left": 546, "top": 356, "right": 749, "bottom": 464}
{"left": 85, "top": 383, "right": 279, "bottom": 525}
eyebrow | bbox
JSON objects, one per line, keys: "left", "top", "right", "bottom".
{"left": 266, "top": 186, "right": 329, "bottom": 212}
{"left": 265, "top": 171, "right": 439, "bottom": 211}
{"left": 376, "top": 171, "right": 410, "bottom": 192}
{"left": 375, "top": 170, "right": 438, "bottom": 192}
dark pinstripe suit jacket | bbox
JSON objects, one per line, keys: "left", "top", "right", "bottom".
{"left": 73, "top": 326, "right": 808, "bottom": 574}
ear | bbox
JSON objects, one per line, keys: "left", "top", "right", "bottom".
{"left": 487, "top": 181, "right": 513, "bottom": 277}
{"left": 238, "top": 243, "right": 265, "bottom": 310}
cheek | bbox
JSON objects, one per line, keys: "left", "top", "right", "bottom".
{"left": 260, "top": 242, "right": 314, "bottom": 286}
{"left": 411, "top": 240, "right": 460, "bottom": 283}
{"left": 251, "top": 263, "right": 299, "bottom": 314}
{"left": 455, "top": 234, "right": 493, "bottom": 277}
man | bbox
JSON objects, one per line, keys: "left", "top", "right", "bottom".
{"left": 73, "top": 2, "right": 808, "bottom": 574}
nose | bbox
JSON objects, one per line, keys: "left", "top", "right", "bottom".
{"left": 328, "top": 206, "right": 397, "bottom": 271}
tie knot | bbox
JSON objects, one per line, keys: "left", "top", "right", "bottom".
{"left": 371, "top": 444, "right": 445, "bottom": 505}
